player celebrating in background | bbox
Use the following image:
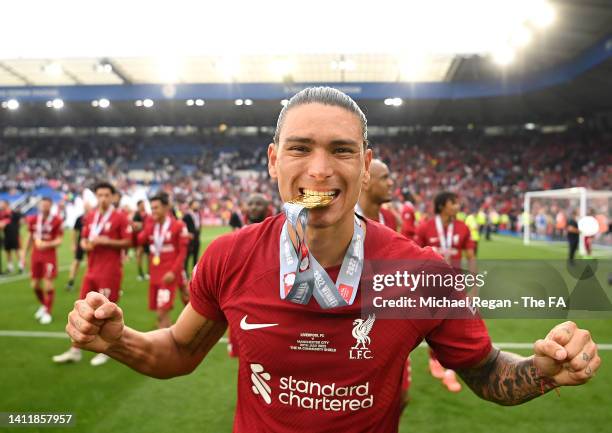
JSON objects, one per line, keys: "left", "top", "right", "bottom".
{"left": 357, "top": 159, "right": 397, "bottom": 231}
{"left": 138, "top": 192, "right": 189, "bottom": 329}
{"left": 53, "top": 181, "right": 132, "bottom": 366}
{"left": 415, "top": 191, "right": 477, "bottom": 392}
{"left": 62, "top": 88, "right": 600, "bottom": 433}
{"left": 21, "top": 198, "right": 63, "bottom": 325}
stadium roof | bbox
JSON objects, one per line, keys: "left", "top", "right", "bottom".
{"left": 0, "top": 0, "right": 611, "bottom": 126}
{"left": 1, "top": 0, "right": 610, "bottom": 86}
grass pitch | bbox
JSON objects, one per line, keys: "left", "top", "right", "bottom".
{"left": 0, "top": 228, "right": 610, "bottom": 433}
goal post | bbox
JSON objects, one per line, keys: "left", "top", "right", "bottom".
{"left": 523, "top": 187, "right": 612, "bottom": 256}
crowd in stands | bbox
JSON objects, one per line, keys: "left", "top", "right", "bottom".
{"left": 0, "top": 128, "right": 610, "bottom": 225}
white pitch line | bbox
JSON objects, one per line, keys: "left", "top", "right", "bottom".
{"left": 0, "top": 330, "right": 610, "bottom": 350}
{"left": 0, "top": 265, "right": 70, "bottom": 285}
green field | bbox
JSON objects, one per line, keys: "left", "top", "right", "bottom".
{"left": 1, "top": 229, "right": 611, "bottom": 433}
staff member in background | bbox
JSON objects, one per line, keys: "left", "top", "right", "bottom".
{"left": 3, "top": 203, "right": 24, "bottom": 274}
{"left": 66, "top": 202, "right": 92, "bottom": 291}
{"left": 182, "top": 199, "right": 202, "bottom": 274}
{"left": 567, "top": 210, "right": 580, "bottom": 265}
{"left": 465, "top": 210, "right": 481, "bottom": 257}
{"left": 132, "top": 200, "right": 152, "bottom": 281}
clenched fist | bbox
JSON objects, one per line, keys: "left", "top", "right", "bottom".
{"left": 66, "top": 291, "right": 124, "bottom": 353}
{"left": 534, "top": 321, "right": 601, "bottom": 386}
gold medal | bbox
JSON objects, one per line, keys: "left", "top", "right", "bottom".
{"left": 287, "top": 194, "right": 333, "bottom": 209}
{"left": 152, "top": 256, "right": 161, "bottom": 266}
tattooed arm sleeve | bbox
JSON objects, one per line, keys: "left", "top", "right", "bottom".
{"left": 456, "top": 348, "right": 558, "bottom": 406}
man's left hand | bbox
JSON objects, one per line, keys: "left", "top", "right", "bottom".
{"left": 533, "top": 321, "right": 601, "bottom": 386}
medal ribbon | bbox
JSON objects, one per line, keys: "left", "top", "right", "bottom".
{"left": 35, "top": 213, "right": 54, "bottom": 241}
{"left": 88, "top": 206, "right": 114, "bottom": 241}
{"left": 279, "top": 202, "right": 365, "bottom": 309}
{"left": 435, "top": 215, "right": 454, "bottom": 260}
{"left": 152, "top": 217, "right": 171, "bottom": 261}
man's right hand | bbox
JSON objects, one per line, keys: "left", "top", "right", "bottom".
{"left": 66, "top": 292, "right": 124, "bottom": 353}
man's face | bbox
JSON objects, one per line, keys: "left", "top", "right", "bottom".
{"left": 364, "top": 161, "right": 392, "bottom": 204}
{"left": 191, "top": 201, "right": 200, "bottom": 212}
{"left": 138, "top": 202, "right": 146, "bottom": 213}
{"left": 442, "top": 199, "right": 459, "bottom": 217}
{"left": 0, "top": 201, "right": 6, "bottom": 211}
{"left": 268, "top": 103, "right": 372, "bottom": 228}
{"left": 247, "top": 197, "right": 268, "bottom": 223}
{"left": 96, "top": 188, "right": 113, "bottom": 210}
{"left": 150, "top": 200, "right": 167, "bottom": 222}
{"left": 39, "top": 200, "right": 51, "bottom": 215}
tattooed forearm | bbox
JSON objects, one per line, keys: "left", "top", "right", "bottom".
{"left": 457, "top": 348, "right": 557, "bottom": 406}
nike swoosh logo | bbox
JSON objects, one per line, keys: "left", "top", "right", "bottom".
{"left": 240, "top": 315, "right": 279, "bottom": 331}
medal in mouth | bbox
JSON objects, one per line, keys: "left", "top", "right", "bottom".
{"left": 288, "top": 188, "right": 338, "bottom": 209}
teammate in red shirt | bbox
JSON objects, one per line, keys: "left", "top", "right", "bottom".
{"left": 138, "top": 192, "right": 189, "bottom": 328}
{"left": 64, "top": 88, "right": 600, "bottom": 432}
{"left": 357, "top": 159, "right": 398, "bottom": 231}
{"left": 357, "top": 159, "right": 415, "bottom": 406}
{"left": 21, "top": 198, "right": 63, "bottom": 325}
{"left": 53, "top": 181, "right": 132, "bottom": 366}
{"left": 415, "top": 191, "right": 477, "bottom": 392}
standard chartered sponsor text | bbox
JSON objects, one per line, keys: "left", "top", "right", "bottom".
{"left": 278, "top": 376, "right": 373, "bottom": 411}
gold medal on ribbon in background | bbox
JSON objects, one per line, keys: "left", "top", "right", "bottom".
{"left": 152, "top": 256, "right": 161, "bottom": 266}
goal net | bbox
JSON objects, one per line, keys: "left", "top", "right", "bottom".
{"left": 522, "top": 187, "right": 612, "bottom": 256}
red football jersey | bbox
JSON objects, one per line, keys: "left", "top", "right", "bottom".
{"left": 26, "top": 214, "right": 63, "bottom": 262}
{"left": 415, "top": 218, "right": 474, "bottom": 267}
{"left": 138, "top": 217, "right": 190, "bottom": 282}
{"left": 81, "top": 208, "right": 132, "bottom": 278}
{"left": 190, "top": 215, "right": 491, "bottom": 433}
{"left": 400, "top": 202, "right": 416, "bottom": 238}
{"left": 379, "top": 208, "right": 397, "bottom": 232}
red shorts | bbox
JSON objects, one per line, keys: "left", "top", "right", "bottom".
{"left": 80, "top": 274, "right": 122, "bottom": 303}
{"left": 149, "top": 282, "right": 177, "bottom": 311}
{"left": 401, "top": 356, "right": 412, "bottom": 392}
{"left": 31, "top": 259, "right": 57, "bottom": 280}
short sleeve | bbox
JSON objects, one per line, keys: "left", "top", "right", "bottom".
{"left": 415, "top": 222, "right": 427, "bottom": 247}
{"left": 119, "top": 213, "right": 133, "bottom": 240}
{"left": 426, "top": 318, "right": 492, "bottom": 370}
{"left": 189, "top": 234, "right": 236, "bottom": 323}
